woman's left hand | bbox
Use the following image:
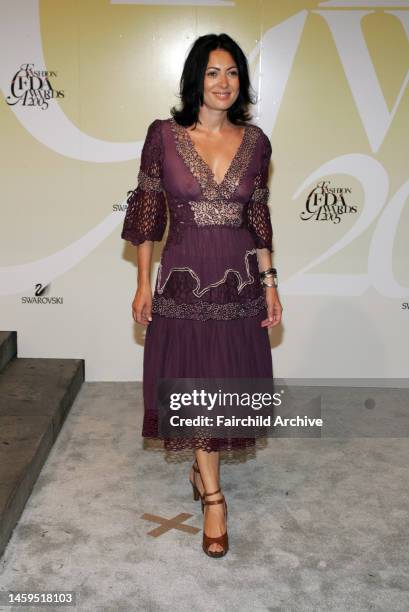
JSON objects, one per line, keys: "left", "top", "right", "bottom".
{"left": 261, "top": 287, "right": 283, "bottom": 328}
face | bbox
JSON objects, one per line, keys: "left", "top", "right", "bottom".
{"left": 202, "top": 48, "right": 240, "bottom": 110}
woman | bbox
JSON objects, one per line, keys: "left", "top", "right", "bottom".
{"left": 121, "top": 33, "right": 283, "bottom": 558}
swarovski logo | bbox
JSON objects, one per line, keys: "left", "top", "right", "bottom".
{"left": 20, "top": 284, "right": 64, "bottom": 304}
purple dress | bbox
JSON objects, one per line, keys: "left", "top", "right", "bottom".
{"left": 121, "top": 117, "right": 274, "bottom": 454}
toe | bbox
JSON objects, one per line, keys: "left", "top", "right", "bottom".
{"left": 209, "top": 544, "right": 222, "bottom": 554}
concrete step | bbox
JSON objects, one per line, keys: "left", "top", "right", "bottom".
{"left": 0, "top": 353, "right": 84, "bottom": 558}
{"left": 0, "top": 331, "right": 17, "bottom": 374}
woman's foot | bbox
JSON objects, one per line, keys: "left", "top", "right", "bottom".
{"left": 203, "top": 491, "right": 227, "bottom": 555}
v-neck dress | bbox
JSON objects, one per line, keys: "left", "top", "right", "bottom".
{"left": 121, "top": 117, "right": 274, "bottom": 454}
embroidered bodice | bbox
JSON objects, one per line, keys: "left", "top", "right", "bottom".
{"left": 121, "top": 117, "right": 274, "bottom": 321}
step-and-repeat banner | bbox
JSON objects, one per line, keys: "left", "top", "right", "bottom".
{"left": 1, "top": 0, "right": 408, "bottom": 381}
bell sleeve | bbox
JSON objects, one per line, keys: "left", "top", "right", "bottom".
{"left": 121, "top": 119, "right": 167, "bottom": 246}
{"left": 245, "top": 133, "right": 274, "bottom": 253}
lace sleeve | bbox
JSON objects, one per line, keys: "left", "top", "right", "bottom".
{"left": 121, "top": 119, "right": 167, "bottom": 246}
{"left": 245, "top": 133, "right": 274, "bottom": 252}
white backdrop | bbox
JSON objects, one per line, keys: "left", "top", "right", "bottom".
{"left": 1, "top": 0, "right": 408, "bottom": 382}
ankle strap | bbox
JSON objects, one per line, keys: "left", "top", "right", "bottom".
{"left": 203, "top": 495, "right": 225, "bottom": 506}
{"left": 204, "top": 487, "right": 221, "bottom": 497}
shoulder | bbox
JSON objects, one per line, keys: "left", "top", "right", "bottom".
{"left": 143, "top": 118, "right": 166, "bottom": 148}
{"left": 149, "top": 117, "right": 176, "bottom": 130}
{"left": 247, "top": 123, "right": 272, "bottom": 159}
{"left": 146, "top": 117, "right": 176, "bottom": 141}
{"left": 146, "top": 118, "right": 164, "bottom": 133}
{"left": 255, "top": 126, "right": 272, "bottom": 155}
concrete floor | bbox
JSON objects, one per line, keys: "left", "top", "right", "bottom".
{"left": 0, "top": 382, "right": 408, "bottom": 612}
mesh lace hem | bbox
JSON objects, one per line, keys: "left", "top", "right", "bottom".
{"left": 142, "top": 432, "right": 269, "bottom": 454}
{"left": 142, "top": 412, "right": 271, "bottom": 453}
{"left": 142, "top": 434, "right": 269, "bottom": 462}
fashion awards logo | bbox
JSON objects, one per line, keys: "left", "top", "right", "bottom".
{"left": 5, "top": 63, "right": 65, "bottom": 110}
{"left": 300, "top": 181, "right": 358, "bottom": 224}
{"left": 21, "top": 284, "right": 63, "bottom": 305}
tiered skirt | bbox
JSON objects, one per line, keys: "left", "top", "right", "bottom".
{"left": 142, "top": 307, "right": 273, "bottom": 454}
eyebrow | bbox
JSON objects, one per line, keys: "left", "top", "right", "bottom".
{"left": 206, "top": 65, "right": 237, "bottom": 70}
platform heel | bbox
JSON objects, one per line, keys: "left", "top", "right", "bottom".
{"left": 202, "top": 487, "right": 229, "bottom": 558}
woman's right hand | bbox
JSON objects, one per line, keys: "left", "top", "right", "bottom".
{"left": 132, "top": 285, "right": 153, "bottom": 326}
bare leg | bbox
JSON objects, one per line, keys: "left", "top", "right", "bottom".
{"left": 189, "top": 455, "right": 204, "bottom": 498}
{"left": 195, "top": 449, "right": 226, "bottom": 554}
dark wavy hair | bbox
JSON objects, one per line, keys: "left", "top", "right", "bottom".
{"left": 170, "top": 33, "right": 256, "bottom": 128}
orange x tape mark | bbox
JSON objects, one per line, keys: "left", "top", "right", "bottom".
{"left": 141, "top": 512, "right": 201, "bottom": 537}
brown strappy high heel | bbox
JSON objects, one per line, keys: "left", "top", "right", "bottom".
{"left": 189, "top": 460, "right": 205, "bottom": 512}
{"left": 202, "top": 487, "right": 229, "bottom": 558}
